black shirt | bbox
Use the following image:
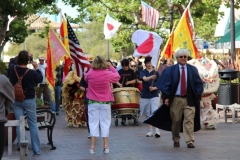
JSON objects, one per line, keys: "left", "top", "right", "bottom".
{"left": 9, "top": 60, "right": 43, "bottom": 100}
{"left": 118, "top": 68, "right": 136, "bottom": 87}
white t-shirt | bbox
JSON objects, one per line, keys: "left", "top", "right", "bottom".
{"left": 38, "top": 63, "right": 47, "bottom": 84}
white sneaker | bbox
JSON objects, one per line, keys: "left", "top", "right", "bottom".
{"left": 89, "top": 149, "right": 95, "bottom": 154}
{"left": 103, "top": 148, "right": 109, "bottom": 154}
{"left": 155, "top": 131, "right": 161, "bottom": 138}
{"left": 146, "top": 131, "right": 154, "bottom": 137}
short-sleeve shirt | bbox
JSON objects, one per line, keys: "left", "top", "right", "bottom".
{"left": 118, "top": 68, "right": 136, "bottom": 87}
{"left": 140, "top": 69, "right": 160, "bottom": 98}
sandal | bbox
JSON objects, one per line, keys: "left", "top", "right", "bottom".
{"left": 103, "top": 148, "right": 109, "bottom": 154}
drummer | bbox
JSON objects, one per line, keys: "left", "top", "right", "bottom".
{"left": 115, "top": 59, "right": 137, "bottom": 125}
{"left": 140, "top": 56, "right": 161, "bottom": 138}
{"left": 115, "top": 59, "right": 136, "bottom": 88}
{"left": 130, "top": 60, "right": 142, "bottom": 91}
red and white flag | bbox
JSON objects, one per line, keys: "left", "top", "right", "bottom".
{"left": 141, "top": 1, "right": 160, "bottom": 29}
{"left": 131, "top": 29, "right": 163, "bottom": 68}
{"left": 104, "top": 14, "right": 121, "bottom": 39}
{"left": 66, "top": 20, "right": 91, "bottom": 77}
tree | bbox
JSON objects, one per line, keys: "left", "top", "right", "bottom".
{"left": 0, "top": 0, "right": 57, "bottom": 57}
{"left": 61, "top": 0, "right": 236, "bottom": 52}
{"left": 74, "top": 22, "right": 124, "bottom": 60}
{"left": 4, "top": 34, "right": 47, "bottom": 59}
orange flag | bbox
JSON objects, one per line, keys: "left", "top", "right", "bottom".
{"left": 46, "top": 38, "right": 55, "bottom": 100}
{"left": 46, "top": 28, "right": 70, "bottom": 101}
{"left": 160, "top": 26, "right": 175, "bottom": 59}
{"left": 157, "top": 22, "right": 175, "bottom": 69}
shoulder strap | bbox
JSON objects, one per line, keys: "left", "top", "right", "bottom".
{"left": 22, "top": 68, "right": 30, "bottom": 78}
{"left": 14, "top": 65, "right": 30, "bottom": 80}
{"left": 14, "top": 65, "right": 20, "bottom": 79}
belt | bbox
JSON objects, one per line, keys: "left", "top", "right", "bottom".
{"left": 175, "top": 95, "right": 186, "bottom": 98}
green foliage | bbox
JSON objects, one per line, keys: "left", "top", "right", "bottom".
{"left": 5, "top": 19, "right": 28, "bottom": 43}
{"left": 61, "top": 0, "right": 224, "bottom": 53}
{"left": 0, "top": 0, "right": 57, "bottom": 56}
{"left": 0, "top": 59, "right": 7, "bottom": 74}
{"left": 74, "top": 22, "right": 124, "bottom": 60}
{"left": 36, "top": 98, "right": 44, "bottom": 107}
{"left": 5, "top": 34, "right": 47, "bottom": 59}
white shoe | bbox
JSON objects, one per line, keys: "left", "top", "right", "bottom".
{"left": 103, "top": 148, "right": 109, "bottom": 154}
{"left": 155, "top": 131, "right": 161, "bottom": 138}
{"left": 89, "top": 149, "right": 95, "bottom": 154}
{"left": 146, "top": 131, "right": 154, "bottom": 137}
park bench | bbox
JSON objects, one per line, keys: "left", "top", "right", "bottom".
{"left": 25, "top": 107, "right": 56, "bottom": 150}
{"left": 3, "top": 116, "right": 28, "bottom": 160}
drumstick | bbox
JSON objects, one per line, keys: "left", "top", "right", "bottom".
{"left": 150, "top": 70, "right": 156, "bottom": 93}
{"left": 121, "top": 77, "right": 125, "bottom": 87}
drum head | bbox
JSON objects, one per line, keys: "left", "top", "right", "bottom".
{"left": 112, "top": 87, "right": 140, "bottom": 93}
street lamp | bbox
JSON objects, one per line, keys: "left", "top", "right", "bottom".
{"left": 230, "top": 0, "right": 236, "bottom": 66}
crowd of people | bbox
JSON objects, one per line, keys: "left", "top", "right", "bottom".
{"left": 0, "top": 48, "right": 204, "bottom": 158}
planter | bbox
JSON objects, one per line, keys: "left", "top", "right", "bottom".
{"left": 5, "top": 112, "right": 17, "bottom": 146}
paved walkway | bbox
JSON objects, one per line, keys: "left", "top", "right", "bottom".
{"left": 3, "top": 108, "right": 240, "bottom": 160}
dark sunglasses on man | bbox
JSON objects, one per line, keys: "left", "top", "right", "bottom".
{"left": 178, "top": 56, "right": 188, "bottom": 59}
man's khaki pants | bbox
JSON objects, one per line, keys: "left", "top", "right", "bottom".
{"left": 170, "top": 97, "right": 195, "bottom": 144}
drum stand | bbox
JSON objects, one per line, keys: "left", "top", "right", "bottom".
{"left": 112, "top": 109, "right": 140, "bottom": 126}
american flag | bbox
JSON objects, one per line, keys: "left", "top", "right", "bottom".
{"left": 141, "top": 1, "right": 160, "bottom": 29}
{"left": 66, "top": 20, "right": 91, "bottom": 77}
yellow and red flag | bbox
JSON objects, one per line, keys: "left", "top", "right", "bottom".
{"left": 59, "top": 11, "right": 71, "bottom": 78}
{"left": 172, "top": 4, "right": 198, "bottom": 58}
{"left": 46, "top": 28, "right": 70, "bottom": 101}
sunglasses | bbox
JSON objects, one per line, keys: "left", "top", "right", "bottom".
{"left": 178, "top": 56, "right": 187, "bottom": 59}
{"left": 131, "top": 65, "right": 137, "bottom": 67}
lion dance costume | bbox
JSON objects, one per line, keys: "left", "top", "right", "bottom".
{"left": 188, "top": 56, "right": 219, "bottom": 129}
{"left": 61, "top": 64, "right": 85, "bottom": 127}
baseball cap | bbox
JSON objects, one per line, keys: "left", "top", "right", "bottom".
{"left": 38, "top": 57, "right": 45, "bottom": 60}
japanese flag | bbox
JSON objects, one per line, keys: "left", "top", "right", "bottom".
{"left": 131, "top": 29, "right": 163, "bottom": 68}
{"left": 104, "top": 14, "right": 121, "bottom": 39}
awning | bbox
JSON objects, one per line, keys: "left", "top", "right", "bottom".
{"left": 215, "top": 20, "right": 240, "bottom": 49}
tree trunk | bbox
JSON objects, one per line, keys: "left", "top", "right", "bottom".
{"left": 0, "top": 15, "right": 9, "bottom": 58}
{"left": 0, "top": 40, "right": 7, "bottom": 59}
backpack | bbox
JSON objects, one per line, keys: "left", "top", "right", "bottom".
{"left": 14, "top": 66, "right": 29, "bottom": 102}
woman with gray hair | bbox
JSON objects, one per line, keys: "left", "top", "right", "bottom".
{"left": 84, "top": 55, "right": 120, "bottom": 154}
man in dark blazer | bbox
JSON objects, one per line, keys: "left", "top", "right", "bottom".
{"left": 158, "top": 49, "right": 203, "bottom": 148}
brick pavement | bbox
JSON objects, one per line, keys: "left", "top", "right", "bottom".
{"left": 3, "top": 108, "right": 240, "bottom": 160}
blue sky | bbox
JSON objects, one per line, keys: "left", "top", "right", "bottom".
{"left": 42, "top": 0, "right": 78, "bottom": 22}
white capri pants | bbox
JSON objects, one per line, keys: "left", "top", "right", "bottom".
{"left": 88, "top": 103, "right": 111, "bottom": 137}
{"left": 140, "top": 97, "right": 160, "bottom": 117}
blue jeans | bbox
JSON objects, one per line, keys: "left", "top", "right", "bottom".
{"left": 12, "top": 98, "right": 41, "bottom": 155}
{"left": 50, "top": 86, "right": 61, "bottom": 112}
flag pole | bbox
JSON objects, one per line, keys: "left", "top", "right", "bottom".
{"left": 174, "top": 0, "right": 192, "bottom": 32}
{"left": 107, "top": 39, "right": 110, "bottom": 60}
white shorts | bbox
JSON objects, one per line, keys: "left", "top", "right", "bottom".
{"left": 140, "top": 97, "right": 160, "bottom": 117}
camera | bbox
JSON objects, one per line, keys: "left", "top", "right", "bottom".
{"left": 29, "top": 56, "right": 33, "bottom": 63}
